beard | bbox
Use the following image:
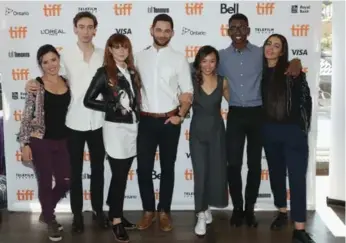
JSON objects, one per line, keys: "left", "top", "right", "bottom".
{"left": 153, "top": 36, "right": 171, "bottom": 47}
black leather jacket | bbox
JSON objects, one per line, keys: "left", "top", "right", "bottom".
{"left": 84, "top": 66, "right": 140, "bottom": 124}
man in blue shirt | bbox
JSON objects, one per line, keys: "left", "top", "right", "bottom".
{"left": 218, "top": 13, "right": 302, "bottom": 228}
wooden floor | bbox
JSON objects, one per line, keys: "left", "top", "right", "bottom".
{"left": 0, "top": 209, "right": 344, "bottom": 243}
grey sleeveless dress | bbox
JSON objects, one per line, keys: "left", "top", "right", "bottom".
{"left": 189, "top": 75, "right": 229, "bottom": 212}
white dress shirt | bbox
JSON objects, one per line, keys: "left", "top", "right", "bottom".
{"left": 103, "top": 65, "right": 138, "bottom": 159}
{"left": 135, "top": 45, "right": 193, "bottom": 113}
{"left": 60, "top": 44, "right": 105, "bottom": 131}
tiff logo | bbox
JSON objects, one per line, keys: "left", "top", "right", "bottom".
{"left": 220, "top": 3, "right": 239, "bottom": 14}
{"left": 128, "top": 169, "right": 135, "bottom": 180}
{"left": 220, "top": 24, "right": 228, "bottom": 37}
{"left": 114, "top": 3, "right": 132, "bottom": 15}
{"left": 8, "top": 51, "right": 30, "bottom": 58}
{"left": 185, "top": 3, "right": 204, "bottom": 15}
{"left": 256, "top": 3, "right": 275, "bottom": 15}
{"left": 43, "top": 4, "right": 62, "bottom": 17}
{"left": 185, "top": 46, "right": 201, "bottom": 58}
{"left": 148, "top": 6, "right": 169, "bottom": 13}
{"left": 184, "top": 169, "right": 193, "bottom": 180}
{"left": 184, "top": 129, "right": 190, "bottom": 140}
{"left": 14, "top": 110, "right": 23, "bottom": 122}
{"left": 9, "top": 26, "right": 27, "bottom": 39}
{"left": 291, "top": 24, "right": 309, "bottom": 36}
{"left": 15, "top": 150, "right": 22, "bottom": 161}
{"left": 17, "top": 189, "right": 34, "bottom": 200}
{"left": 261, "top": 169, "right": 269, "bottom": 180}
{"left": 12, "top": 68, "right": 29, "bottom": 80}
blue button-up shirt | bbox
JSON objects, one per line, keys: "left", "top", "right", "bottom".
{"left": 218, "top": 42, "right": 263, "bottom": 107}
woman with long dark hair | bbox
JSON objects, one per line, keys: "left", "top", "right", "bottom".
{"left": 84, "top": 33, "right": 140, "bottom": 242}
{"left": 18, "top": 44, "right": 71, "bottom": 242}
{"left": 261, "top": 34, "right": 314, "bottom": 243}
{"left": 189, "top": 45, "right": 230, "bottom": 237}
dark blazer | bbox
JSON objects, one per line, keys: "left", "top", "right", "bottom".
{"left": 84, "top": 66, "right": 140, "bottom": 124}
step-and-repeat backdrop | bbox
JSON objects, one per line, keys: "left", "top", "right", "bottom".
{"left": 0, "top": 1, "right": 321, "bottom": 212}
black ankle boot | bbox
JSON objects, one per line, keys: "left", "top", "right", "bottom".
{"left": 244, "top": 205, "right": 258, "bottom": 228}
{"left": 93, "top": 212, "right": 109, "bottom": 229}
{"left": 292, "top": 229, "right": 315, "bottom": 243}
{"left": 230, "top": 208, "right": 244, "bottom": 227}
{"left": 271, "top": 212, "right": 288, "bottom": 230}
{"left": 72, "top": 214, "right": 84, "bottom": 233}
{"left": 112, "top": 223, "right": 129, "bottom": 242}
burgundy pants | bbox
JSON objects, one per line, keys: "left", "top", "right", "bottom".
{"left": 30, "top": 137, "right": 70, "bottom": 222}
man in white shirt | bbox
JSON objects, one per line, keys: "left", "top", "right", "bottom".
{"left": 25, "top": 11, "right": 135, "bottom": 233}
{"left": 135, "top": 14, "right": 193, "bottom": 232}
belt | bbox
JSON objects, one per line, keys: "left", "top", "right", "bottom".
{"left": 140, "top": 108, "right": 178, "bottom": 118}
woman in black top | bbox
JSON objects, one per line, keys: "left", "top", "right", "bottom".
{"left": 18, "top": 44, "right": 71, "bottom": 242}
{"left": 261, "top": 34, "right": 314, "bottom": 243}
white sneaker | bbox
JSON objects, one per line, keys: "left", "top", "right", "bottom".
{"left": 194, "top": 212, "right": 206, "bottom": 236}
{"left": 205, "top": 208, "right": 213, "bottom": 224}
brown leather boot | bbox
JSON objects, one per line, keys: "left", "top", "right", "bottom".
{"left": 159, "top": 212, "right": 172, "bottom": 232}
{"left": 137, "top": 211, "right": 156, "bottom": 230}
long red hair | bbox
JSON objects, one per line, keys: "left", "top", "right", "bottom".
{"left": 103, "top": 33, "right": 141, "bottom": 90}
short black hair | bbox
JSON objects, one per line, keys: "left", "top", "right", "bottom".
{"left": 152, "top": 14, "right": 174, "bottom": 29}
{"left": 73, "top": 11, "right": 98, "bottom": 28}
{"left": 37, "top": 44, "right": 60, "bottom": 66}
{"left": 228, "top": 13, "right": 249, "bottom": 26}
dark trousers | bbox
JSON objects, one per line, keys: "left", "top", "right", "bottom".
{"left": 107, "top": 156, "right": 134, "bottom": 219}
{"left": 68, "top": 127, "right": 105, "bottom": 215}
{"left": 262, "top": 123, "right": 309, "bottom": 222}
{"left": 30, "top": 137, "right": 70, "bottom": 222}
{"left": 137, "top": 115, "right": 181, "bottom": 212}
{"left": 226, "top": 106, "right": 263, "bottom": 209}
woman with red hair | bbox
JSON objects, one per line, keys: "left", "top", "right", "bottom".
{"left": 84, "top": 33, "right": 141, "bottom": 242}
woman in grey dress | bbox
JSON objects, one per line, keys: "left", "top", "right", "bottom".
{"left": 189, "top": 45, "right": 230, "bottom": 236}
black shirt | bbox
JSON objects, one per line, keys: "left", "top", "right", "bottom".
{"left": 43, "top": 89, "right": 71, "bottom": 140}
{"left": 262, "top": 67, "right": 302, "bottom": 125}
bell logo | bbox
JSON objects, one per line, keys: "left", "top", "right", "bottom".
{"left": 261, "top": 169, "right": 269, "bottom": 180}
{"left": 256, "top": 3, "right": 275, "bottom": 15}
{"left": 221, "top": 108, "right": 228, "bottom": 120}
{"left": 291, "top": 24, "right": 310, "bottom": 37}
{"left": 13, "top": 110, "right": 22, "bottom": 121}
{"left": 83, "top": 151, "right": 90, "bottom": 161}
{"left": 302, "top": 67, "right": 309, "bottom": 73}
{"left": 43, "top": 4, "right": 62, "bottom": 17}
{"left": 220, "top": 24, "right": 228, "bottom": 37}
{"left": 128, "top": 169, "right": 135, "bottom": 180}
{"left": 113, "top": 3, "right": 132, "bottom": 16}
{"left": 287, "top": 189, "right": 290, "bottom": 200}
{"left": 12, "top": 68, "right": 30, "bottom": 80}
{"left": 9, "top": 26, "right": 27, "bottom": 39}
{"left": 184, "top": 169, "right": 193, "bottom": 180}
{"left": 155, "top": 151, "right": 160, "bottom": 161}
{"left": 185, "top": 46, "right": 201, "bottom": 58}
{"left": 15, "top": 150, "right": 22, "bottom": 161}
{"left": 83, "top": 190, "right": 91, "bottom": 200}
{"left": 184, "top": 129, "right": 190, "bottom": 140}
{"left": 154, "top": 189, "right": 160, "bottom": 200}
{"left": 17, "top": 189, "right": 34, "bottom": 201}
{"left": 185, "top": 3, "right": 204, "bottom": 15}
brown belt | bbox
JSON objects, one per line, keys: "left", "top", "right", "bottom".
{"left": 140, "top": 108, "right": 178, "bottom": 118}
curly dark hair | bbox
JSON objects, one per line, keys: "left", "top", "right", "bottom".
{"left": 192, "top": 45, "right": 220, "bottom": 85}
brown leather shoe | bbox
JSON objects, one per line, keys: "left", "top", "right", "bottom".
{"left": 137, "top": 211, "right": 156, "bottom": 230}
{"left": 159, "top": 212, "right": 172, "bottom": 232}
